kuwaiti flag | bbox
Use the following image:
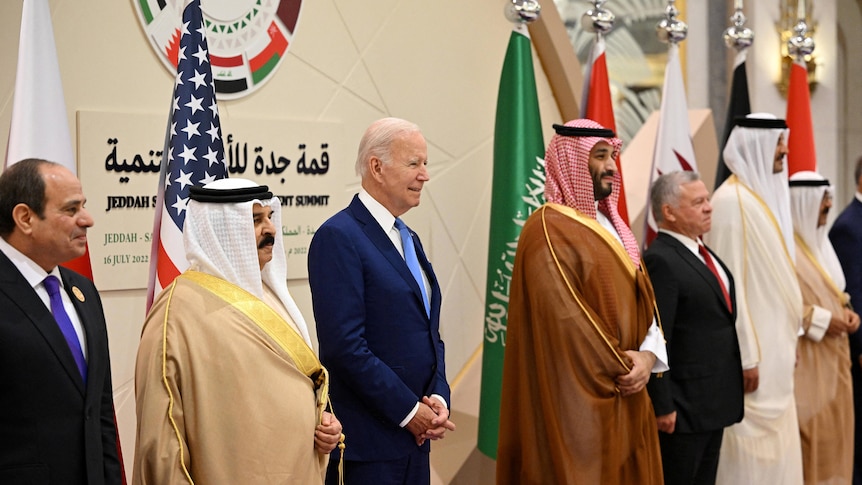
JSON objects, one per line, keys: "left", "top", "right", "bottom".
{"left": 4, "top": 0, "right": 94, "bottom": 279}
{"left": 715, "top": 49, "right": 751, "bottom": 189}
{"left": 646, "top": 42, "right": 698, "bottom": 246}
{"left": 785, "top": 56, "right": 817, "bottom": 175}
{"left": 581, "top": 35, "right": 630, "bottom": 224}
{"left": 146, "top": 0, "right": 228, "bottom": 310}
{"left": 477, "top": 23, "right": 545, "bottom": 460}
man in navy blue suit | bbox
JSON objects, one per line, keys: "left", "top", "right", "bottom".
{"left": 308, "top": 117, "right": 455, "bottom": 485}
{"left": 829, "top": 155, "right": 862, "bottom": 485}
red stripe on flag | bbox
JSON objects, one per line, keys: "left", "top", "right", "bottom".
{"left": 156, "top": 241, "right": 181, "bottom": 289}
{"left": 585, "top": 50, "right": 630, "bottom": 224}
{"left": 785, "top": 60, "right": 817, "bottom": 175}
{"left": 249, "top": 22, "right": 288, "bottom": 72}
{"left": 211, "top": 53, "right": 243, "bottom": 67}
{"left": 60, "top": 247, "right": 94, "bottom": 281}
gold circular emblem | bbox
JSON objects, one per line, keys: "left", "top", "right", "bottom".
{"left": 72, "top": 286, "right": 86, "bottom": 303}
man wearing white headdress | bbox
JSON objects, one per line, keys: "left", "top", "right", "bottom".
{"left": 705, "top": 114, "right": 804, "bottom": 485}
{"left": 789, "top": 170, "right": 859, "bottom": 485}
{"left": 133, "top": 178, "right": 343, "bottom": 485}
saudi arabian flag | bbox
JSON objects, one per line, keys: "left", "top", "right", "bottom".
{"left": 477, "top": 23, "right": 545, "bottom": 459}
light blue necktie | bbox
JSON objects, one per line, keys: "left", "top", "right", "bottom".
{"left": 43, "top": 275, "right": 88, "bottom": 384}
{"left": 395, "top": 218, "right": 430, "bottom": 317}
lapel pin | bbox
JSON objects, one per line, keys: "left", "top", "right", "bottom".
{"left": 72, "top": 286, "right": 86, "bottom": 303}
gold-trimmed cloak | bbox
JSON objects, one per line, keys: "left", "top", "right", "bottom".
{"left": 794, "top": 240, "right": 854, "bottom": 485}
{"left": 133, "top": 272, "right": 327, "bottom": 484}
{"left": 497, "top": 204, "right": 662, "bottom": 485}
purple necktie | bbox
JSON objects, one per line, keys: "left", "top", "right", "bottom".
{"left": 43, "top": 275, "right": 87, "bottom": 383}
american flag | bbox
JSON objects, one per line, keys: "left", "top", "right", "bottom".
{"left": 146, "top": 0, "right": 227, "bottom": 309}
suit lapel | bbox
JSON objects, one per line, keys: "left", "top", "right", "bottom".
{"left": 660, "top": 234, "right": 732, "bottom": 315}
{"left": 0, "top": 252, "right": 85, "bottom": 394}
{"left": 348, "top": 196, "right": 429, "bottom": 310}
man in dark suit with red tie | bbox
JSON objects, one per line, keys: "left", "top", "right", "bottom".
{"left": 829, "top": 156, "right": 862, "bottom": 485}
{"left": 0, "top": 159, "right": 121, "bottom": 485}
{"left": 644, "top": 171, "right": 744, "bottom": 485}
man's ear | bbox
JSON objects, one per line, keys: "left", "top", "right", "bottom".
{"left": 368, "top": 156, "right": 384, "bottom": 181}
{"left": 661, "top": 203, "right": 675, "bottom": 223}
{"left": 11, "top": 203, "right": 35, "bottom": 236}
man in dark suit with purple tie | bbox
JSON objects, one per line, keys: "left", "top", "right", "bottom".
{"left": 0, "top": 159, "right": 121, "bottom": 485}
{"left": 644, "top": 171, "right": 744, "bottom": 485}
{"left": 308, "top": 118, "right": 455, "bottom": 485}
{"left": 829, "top": 155, "right": 862, "bottom": 485}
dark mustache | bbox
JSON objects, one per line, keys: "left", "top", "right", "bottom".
{"left": 601, "top": 170, "right": 615, "bottom": 178}
{"left": 258, "top": 235, "right": 276, "bottom": 248}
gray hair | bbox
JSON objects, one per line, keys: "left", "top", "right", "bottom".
{"left": 650, "top": 171, "right": 702, "bottom": 223}
{"left": 355, "top": 117, "right": 422, "bottom": 178}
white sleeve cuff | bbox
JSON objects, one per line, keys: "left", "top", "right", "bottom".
{"left": 430, "top": 394, "right": 448, "bottom": 410}
{"left": 805, "top": 306, "right": 831, "bottom": 342}
{"left": 640, "top": 318, "right": 669, "bottom": 373}
{"left": 399, "top": 402, "right": 420, "bottom": 428}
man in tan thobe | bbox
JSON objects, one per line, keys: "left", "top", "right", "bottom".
{"left": 133, "top": 179, "right": 342, "bottom": 484}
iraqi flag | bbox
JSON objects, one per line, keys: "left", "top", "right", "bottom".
{"left": 785, "top": 57, "right": 817, "bottom": 175}
{"left": 146, "top": 0, "right": 228, "bottom": 310}
{"left": 581, "top": 35, "right": 630, "bottom": 224}
{"left": 5, "top": 0, "right": 93, "bottom": 279}
{"left": 646, "top": 42, "right": 698, "bottom": 246}
{"left": 715, "top": 49, "right": 751, "bottom": 189}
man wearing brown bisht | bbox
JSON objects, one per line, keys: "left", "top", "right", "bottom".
{"left": 497, "top": 119, "right": 667, "bottom": 485}
{"left": 789, "top": 170, "right": 859, "bottom": 484}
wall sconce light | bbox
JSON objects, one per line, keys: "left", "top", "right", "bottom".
{"left": 776, "top": 0, "right": 817, "bottom": 97}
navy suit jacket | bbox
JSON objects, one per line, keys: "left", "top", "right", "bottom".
{"left": 830, "top": 198, "right": 862, "bottom": 360}
{"left": 644, "top": 233, "right": 744, "bottom": 433}
{"left": 308, "top": 195, "right": 449, "bottom": 461}
{"left": 0, "top": 250, "right": 121, "bottom": 485}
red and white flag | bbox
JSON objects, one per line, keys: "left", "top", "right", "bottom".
{"left": 146, "top": 0, "right": 228, "bottom": 310}
{"left": 581, "top": 35, "right": 630, "bottom": 224}
{"left": 646, "top": 43, "right": 698, "bottom": 245}
{"left": 785, "top": 57, "right": 816, "bottom": 175}
{"left": 5, "top": 0, "right": 92, "bottom": 278}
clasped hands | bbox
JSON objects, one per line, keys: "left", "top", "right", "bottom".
{"left": 826, "top": 307, "right": 861, "bottom": 337}
{"left": 405, "top": 396, "right": 457, "bottom": 446}
{"left": 615, "top": 350, "right": 656, "bottom": 397}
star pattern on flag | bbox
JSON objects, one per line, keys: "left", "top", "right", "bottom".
{"left": 162, "top": 0, "right": 227, "bottom": 230}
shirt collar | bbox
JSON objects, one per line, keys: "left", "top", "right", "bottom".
{"left": 658, "top": 228, "right": 701, "bottom": 256}
{"left": 0, "top": 236, "right": 61, "bottom": 289}
{"left": 855, "top": 192, "right": 862, "bottom": 204}
{"left": 358, "top": 188, "right": 397, "bottom": 233}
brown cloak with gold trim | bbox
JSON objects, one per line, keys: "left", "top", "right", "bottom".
{"left": 794, "top": 242, "right": 854, "bottom": 485}
{"left": 497, "top": 204, "right": 662, "bottom": 485}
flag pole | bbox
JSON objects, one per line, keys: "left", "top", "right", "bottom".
{"left": 477, "top": 0, "right": 544, "bottom": 460}
{"left": 714, "top": 0, "right": 754, "bottom": 188}
{"left": 785, "top": 0, "right": 816, "bottom": 176}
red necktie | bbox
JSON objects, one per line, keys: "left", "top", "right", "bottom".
{"left": 698, "top": 244, "right": 733, "bottom": 311}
